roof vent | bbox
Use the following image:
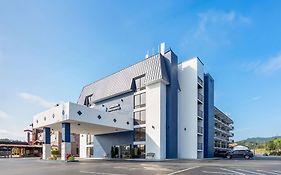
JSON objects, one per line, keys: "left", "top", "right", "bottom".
{"left": 160, "top": 42, "right": 165, "bottom": 55}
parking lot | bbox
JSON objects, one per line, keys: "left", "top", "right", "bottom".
{"left": 0, "top": 157, "right": 281, "bottom": 175}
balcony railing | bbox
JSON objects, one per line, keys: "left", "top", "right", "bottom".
{"left": 198, "top": 109, "right": 203, "bottom": 118}
{"left": 198, "top": 77, "right": 203, "bottom": 87}
{"left": 197, "top": 143, "right": 203, "bottom": 150}
{"left": 198, "top": 126, "right": 203, "bottom": 134}
{"left": 198, "top": 92, "right": 203, "bottom": 102}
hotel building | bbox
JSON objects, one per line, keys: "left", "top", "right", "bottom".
{"left": 32, "top": 43, "right": 233, "bottom": 160}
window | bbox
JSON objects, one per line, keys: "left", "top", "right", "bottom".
{"left": 134, "top": 75, "right": 145, "bottom": 91}
{"left": 134, "top": 110, "right": 146, "bottom": 125}
{"left": 134, "top": 93, "right": 146, "bottom": 109}
{"left": 84, "top": 94, "right": 93, "bottom": 107}
{"left": 133, "top": 144, "right": 146, "bottom": 158}
{"left": 134, "top": 127, "right": 146, "bottom": 142}
{"left": 86, "top": 134, "right": 93, "bottom": 145}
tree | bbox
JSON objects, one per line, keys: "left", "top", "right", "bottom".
{"left": 266, "top": 140, "right": 276, "bottom": 152}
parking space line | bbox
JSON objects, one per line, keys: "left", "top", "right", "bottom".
{"left": 167, "top": 166, "right": 200, "bottom": 175}
{"left": 237, "top": 169, "right": 265, "bottom": 175}
{"left": 220, "top": 168, "right": 246, "bottom": 175}
{"left": 257, "top": 170, "right": 281, "bottom": 175}
{"left": 202, "top": 170, "right": 235, "bottom": 174}
{"left": 80, "top": 171, "right": 128, "bottom": 175}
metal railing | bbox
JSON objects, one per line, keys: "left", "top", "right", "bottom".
{"left": 197, "top": 143, "right": 203, "bottom": 150}
{"left": 198, "top": 77, "right": 203, "bottom": 86}
{"left": 198, "top": 109, "right": 203, "bottom": 118}
{"left": 198, "top": 126, "right": 203, "bottom": 134}
{"left": 198, "top": 92, "right": 203, "bottom": 102}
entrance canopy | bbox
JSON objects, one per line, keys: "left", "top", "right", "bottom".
{"left": 33, "top": 102, "right": 133, "bottom": 135}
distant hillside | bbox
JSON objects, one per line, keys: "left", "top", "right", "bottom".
{"left": 0, "top": 138, "right": 27, "bottom": 145}
{"left": 237, "top": 136, "right": 281, "bottom": 149}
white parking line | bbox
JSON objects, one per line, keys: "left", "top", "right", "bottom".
{"left": 167, "top": 166, "right": 200, "bottom": 175}
{"left": 237, "top": 169, "right": 266, "bottom": 175}
{"left": 80, "top": 171, "right": 128, "bottom": 175}
{"left": 257, "top": 170, "right": 281, "bottom": 175}
{"left": 220, "top": 168, "right": 246, "bottom": 175}
{"left": 202, "top": 170, "right": 235, "bottom": 174}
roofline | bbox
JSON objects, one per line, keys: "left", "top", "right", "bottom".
{"left": 77, "top": 49, "right": 176, "bottom": 103}
{"left": 204, "top": 73, "right": 214, "bottom": 81}
{"left": 77, "top": 52, "right": 162, "bottom": 102}
{"left": 178, "top": 56, "right": 204, "bottom": 66}
{"left": 214, "top": 106, "right": 233, "bottom": 123}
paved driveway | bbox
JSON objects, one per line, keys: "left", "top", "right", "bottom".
{"left": 0, "top": 158, "right": 281, "bottom": 175}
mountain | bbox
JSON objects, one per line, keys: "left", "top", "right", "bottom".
{"left": 236, "top": 136, "right": 281, "bottom": 149}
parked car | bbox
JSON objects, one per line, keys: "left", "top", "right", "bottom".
{"left": 226, "top": 150, "right": 254, "bottom": 159}
{"left": 214, "top": 149, "right": 231, "bottom": 158}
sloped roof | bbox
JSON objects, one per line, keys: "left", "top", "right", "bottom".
{"left": 77, "top": 53, "right": 170, "bottom": 104}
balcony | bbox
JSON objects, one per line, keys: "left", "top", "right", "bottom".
{"left": 197, "top": 142, "right": 203, "bottom": 150}
{"left": 198, "top": 77, "right": 203, "bottom": 87}
{"left": 197, "top": 126, "right": 203, "bottom": 134}
{"left": 198, "top": 109, "right": 203, "bottom": 119}
{"left": 198, "top": 92, "right": 203, "bottom": 103}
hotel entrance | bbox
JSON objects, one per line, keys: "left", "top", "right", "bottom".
{"left": 111, "top": 145, "right": 131, "bottom": 159}
{"left": 111, "top": 144, "right": 146, "bottom": 159}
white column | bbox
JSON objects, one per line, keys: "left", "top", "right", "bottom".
{"left": 42, "top": 127, "right": 51, "bottom": 160}
{"left": 42, "top": 144, "right": 51, "bottom": 160}
{"left": 146, "top": 81, "right": 166, "bottom": 160}
{"left": 61, "top": 142, "right": 71, "bottom": 160}
{"left": 61, "top": 123, "right": 71, "bottom": 161}
{"left": 79, "top": 134, "right": 87, "bottom": 158}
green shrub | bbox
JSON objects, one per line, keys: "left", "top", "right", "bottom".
{"left": 51, "top": 149, "right": 60, "bottom": 155}
{"left": 68, "top": 155, "right": 75, "bottom": 161}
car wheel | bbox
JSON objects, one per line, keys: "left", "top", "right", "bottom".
{"left": 244, "top": 155, "right": 250, "bottom": 159}
{"left": 226, "top": 155, "right": 231, "bottom": 159}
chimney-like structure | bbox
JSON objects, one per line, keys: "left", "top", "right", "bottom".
{"left": 160, "top": 42, "right": 165, "bottom": 55}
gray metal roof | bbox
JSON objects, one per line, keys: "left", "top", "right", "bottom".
{"left": 77, "top": 53, "right": 170, "bottom": 104}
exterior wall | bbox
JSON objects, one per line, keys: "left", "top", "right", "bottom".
{"left": 164, "top": 51, "right": 178, "bottom": 158}
{"left": 146, "top": 82, "right": 166, "bottom": 159}
{"left": 33, "top": 102, "right": 133, "bottom": 134}
{"left": 178, "top": 58, "right": 204, "bottom": 159}
{"left": 93, "top": 92, "right": 134, "bottom": 121}
{"left": 68, "top": 102, "right": 133, "bottom": 133}
{"left": 93, "top": 131, "right": 133, "bottom": 158}
{"left": 204, "top": 74, "right": 215, "bottom": 158}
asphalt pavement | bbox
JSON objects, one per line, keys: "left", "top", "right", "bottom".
{"left": 0, "top": 157, "right": 281, "bottom": 175}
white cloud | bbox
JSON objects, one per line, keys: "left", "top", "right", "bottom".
{"left": 243, "top": 53, "right": 281, "bottom": 74}
{"left": 19, "top": 92, "right": 63, "bottom": 109}
{"left": 260, "top": 53, "right": 281, "bottom": 73}
{"left": 180, "top": 10, "right": 251, "bottom": 54}
{"left": 197, "top": 10, "right": 251, "bottom": 32}
{"left": 0, "top": 129, "right": 25, "bottom": 141}
{"left": 0, "top": 110, "right": 11, "bottom": 119}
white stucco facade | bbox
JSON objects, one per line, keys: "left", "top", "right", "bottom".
{"left": 146, "top": 81, "right": 167, "bottom": 160}
{"left": 178, "top": 57, "right": 204, "bottom": 159}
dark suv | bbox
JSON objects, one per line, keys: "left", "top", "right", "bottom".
{"left": 226, "top": 150, "right": 254, "bottom": 159}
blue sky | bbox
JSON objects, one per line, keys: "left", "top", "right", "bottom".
{"left": 0, "top": 0, "right": 281, "bottom": 141}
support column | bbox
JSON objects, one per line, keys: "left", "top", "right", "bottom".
{"left": 43, "top": 127, "right": 51, "bottom": 160}
{"left": 61, "top": 123, "right": 71, "bottom": 161}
